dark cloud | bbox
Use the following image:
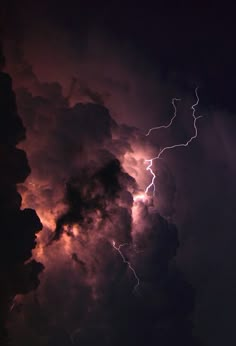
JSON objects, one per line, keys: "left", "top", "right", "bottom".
{"left": 0, "top": 47, "right": 43, "bottom": 345}
{"left": 0, "top": 59, "right": 196, "bottom": 346}
{"left": 0, "top": 54, "right": 197, "bottom": 345}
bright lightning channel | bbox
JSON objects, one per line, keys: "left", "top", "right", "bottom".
{"left": 145, "top": 87, "right": 203, "bottom": 195}
{"left": 112, "top": 240, "right": 140, "bottom": 292}
{"left": 146, "top": 97, "right": 181, "bottom": 136}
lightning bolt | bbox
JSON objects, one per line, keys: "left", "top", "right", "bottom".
{"left": 112, "top": 241, "right": 140, "bottom": 293}
{"left": 145, "top": 87, "right": 203, "bottom": 195}
{"left": 146, "top": 97, "right": 181, "bottom": 136}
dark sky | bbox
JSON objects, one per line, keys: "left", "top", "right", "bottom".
{"left": 3, "top": 1, "right": 236, "bottom": 110}
{"left": 1, "top": 2, "right": 236, "bottom": 346}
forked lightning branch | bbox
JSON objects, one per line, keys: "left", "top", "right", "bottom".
{"left": 145, "top": 87, "right": 203, "bottom": 195}
{"left": 113, "top": 88, "right": 203, "bottom": 293}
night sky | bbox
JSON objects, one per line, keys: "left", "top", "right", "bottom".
{"left": 1, "top": 2, "right": 236, "bottom": 346}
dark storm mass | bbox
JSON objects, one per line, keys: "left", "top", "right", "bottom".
{"left": 0, "top": 2, "right": 236, "bottom": 346}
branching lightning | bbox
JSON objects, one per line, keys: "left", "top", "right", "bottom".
{"left": 145, "top": 87, "right": 203, "bottom": 195}
{"left": 112, "top": 241, "right": 140, "bottom": 292}
{"left": 145, "top": 97, "right": 181, "bottom": 136}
